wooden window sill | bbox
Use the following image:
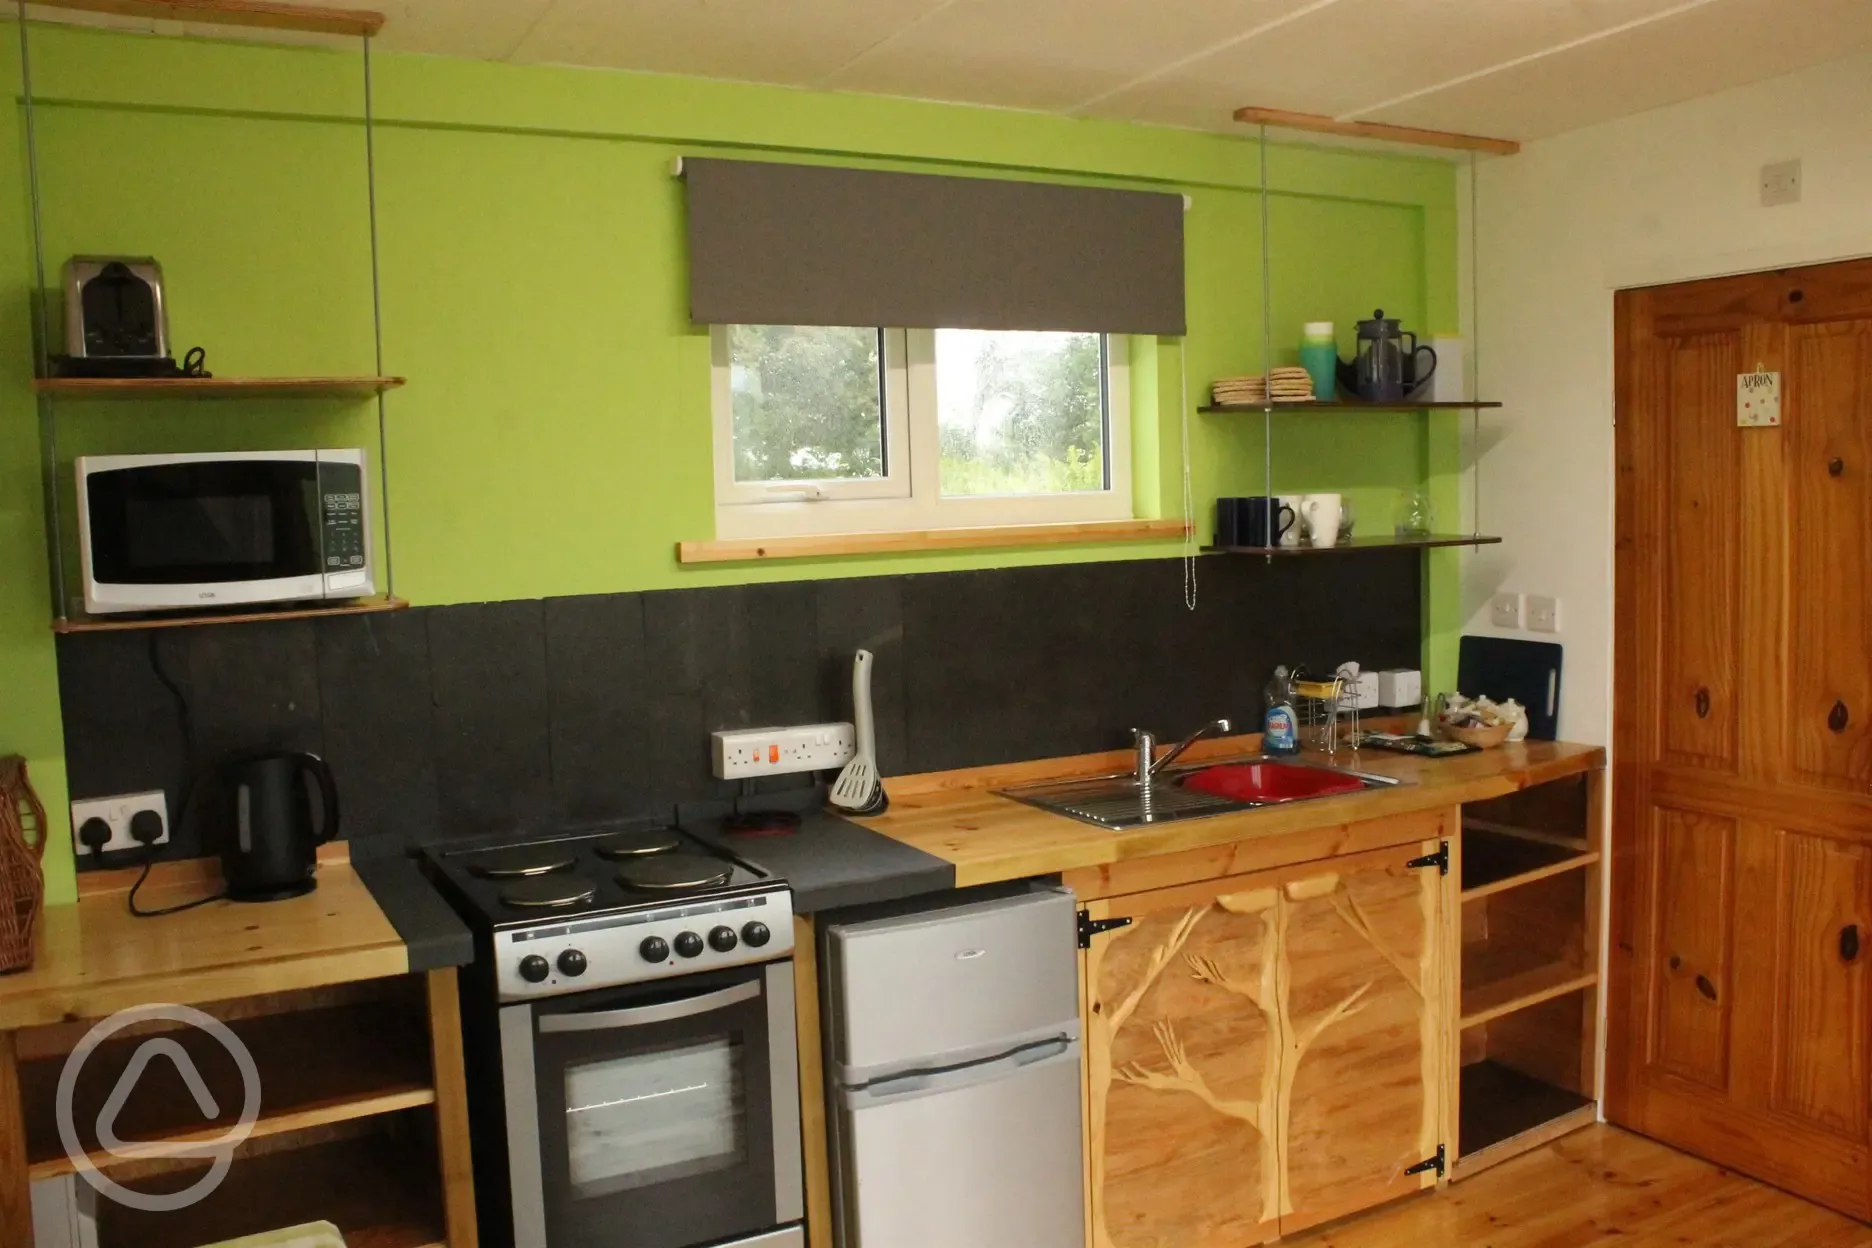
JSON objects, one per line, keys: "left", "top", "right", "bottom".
{"left": 677, "top": 518, "right": 1187, "bottom": 564}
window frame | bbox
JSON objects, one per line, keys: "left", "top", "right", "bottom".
{"left": 711, "top": 326, "right": 1131, "bottom": 539}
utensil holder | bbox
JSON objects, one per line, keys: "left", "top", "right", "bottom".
{"left": 0, "top": 756, "right": 47, "bottom": 975}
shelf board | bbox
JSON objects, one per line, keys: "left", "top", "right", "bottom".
{"left": 34, "top": 375, "right": 405, "bottom": 400}
{"left": 1457, "top": 1060, "right": 1595, "bottom": 1162}
{"left": 22, "top": 0, "right": 385, "bottom": 37}
{"left": 53, "top": 595, "right": 407, "bottom": 634}
{"left": 1199, "top": 399, "right": 1503, "bottom": 414}
{"left": 1203, "top": 534, "right": 1503, "bottom": 556}
{"left": 1461, "top": 961, "right": 1597, "bottom": 1029}
{"left": 23, "top": 1002, "right": 435, "bottom": 1180}
{"left": 94, "top": 1130, "right": 444, "bottom": 1248}
{"left": 1233, "top": 106, "right": 1521, "bottom": 157}
{"left": 1462, "top": 826, "right": 1600, "bottom": 900}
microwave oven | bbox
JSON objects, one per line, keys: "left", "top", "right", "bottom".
{"left": 75, "top": 449, "right": 375, "bottom": 615}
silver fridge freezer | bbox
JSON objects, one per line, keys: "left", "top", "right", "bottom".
{"left": 822, "top": 886, "right": 1085, "bottom": 1248}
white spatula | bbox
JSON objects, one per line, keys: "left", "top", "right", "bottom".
{"left": 830, "top": 649, "right": 883, "bottom": 813}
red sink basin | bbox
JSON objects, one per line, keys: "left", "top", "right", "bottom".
{"left": 1181, "top": 762, "right": 1368, "bottom": 804}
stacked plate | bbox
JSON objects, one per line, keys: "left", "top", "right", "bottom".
{"left": 1211, "top": 367, "right": 1316, "bottom": 406}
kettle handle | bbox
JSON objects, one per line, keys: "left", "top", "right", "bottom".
{"left": 1412, "top": 344, "right": 1438, "bottom": 387}
{"left": 296, "top": 753, "right": 341, "bottom": 846}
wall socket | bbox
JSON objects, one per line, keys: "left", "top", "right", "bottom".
{"left": 1526, "top": 594, "right": 1561, "bottom": 634}
{"left": 712, "top": 723, "right": 856, "bottom": 780}
{"left": 70, "top": 790, "right": 169, "bottom": 857}
{"left": 1489, "top": 592, "right": 1522, "bottom": 629}
{"left": 1760, "top": 158, "right": 1802, "bottom": 207}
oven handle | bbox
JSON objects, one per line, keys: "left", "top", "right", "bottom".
{"left": 537, "top": 979, "right": 760, "bottom": 1033}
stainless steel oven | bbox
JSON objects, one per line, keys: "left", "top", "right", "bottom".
{"left": 499, "top": 960, "right": 803, "bottom": 1248}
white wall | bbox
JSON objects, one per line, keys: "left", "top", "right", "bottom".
{"left": 1463, "top": 50, "right": 1872, "bottom": 748}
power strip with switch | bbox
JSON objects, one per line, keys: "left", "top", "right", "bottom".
{"left": 71, "top": 791, "right": 169, "bottom": 858}
{"left": 712, "top": 723, "right": 856, "bottom": 781}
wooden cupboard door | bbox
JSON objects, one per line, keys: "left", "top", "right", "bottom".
{"left": 1084, "top": 886, "right": 1282, "bottom": 1248}
{"left": 1280, "top": 844, "right": 1442, "bottom": 1234}
{"left": 1785, "top": 318, "right": 1872, "bottom": 794}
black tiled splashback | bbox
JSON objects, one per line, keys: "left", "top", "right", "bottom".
{"left": 55, "top": 553, "right": 1421, "bottom": 864}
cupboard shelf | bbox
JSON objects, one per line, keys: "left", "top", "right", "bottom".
{"left": 1460, "top": 960, "right": 1597, "bottom": 1029}
{"left": 1203, "top": 534, "right": 1503, "bottom": 556}
{"left": 1199, "top": 399, "right": 1503, "bottom": 414}
{"left": 1457, "top": 1059, "right": 1596, "bottom": 1160}
{"left": 1461, "top": 825, "right": 1600, "bottom": 899}
{"left": 34, "top": 376, "right": 405, "bottom": 400}
{"left": 94, "top": 1129, "right": 446, "bottom": 1248}
{"left": 53, "top": 595, "right": 408, "bottom": 634}
{"left": 22, "top": 1002, "right": 435, "bottom": 1180}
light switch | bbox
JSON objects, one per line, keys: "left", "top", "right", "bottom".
{"left": 1527, "top": 595, "right": 1560, "bottom": 634}
{"left": 1489, "top": 593, "right": 1521, "bottom": 630}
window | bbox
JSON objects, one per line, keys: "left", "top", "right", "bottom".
{"left": 713, "top": 326, "right": 1129, "bottom": 538}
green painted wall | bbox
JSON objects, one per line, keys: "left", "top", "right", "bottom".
{"left": 0, "top": 22, "right": 1461, "bottom": 904}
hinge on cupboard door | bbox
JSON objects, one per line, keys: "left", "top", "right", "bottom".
{"left": 1407, "top": 841, "right": 1450, "bottom": 875}
{"left": 1078, "top": 912, "right": 1132, "bottom": 948}
{"left": 1405, "top": 1144, "right": 1446, "bottom": 1179}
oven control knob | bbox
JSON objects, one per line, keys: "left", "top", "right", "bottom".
{"left": 742, "top": 921, "right": 772, "bottom": 948}
{"left": 519, "top": 954, "right": 551, "bottom": 984}
{"left": 709, "top": 926, "right": 738, "bottom": 953}
{"left": 640, "top": 936, "right": 670, "bottom": 962}
{"left": 674, "top": 931, "right": 705, "bottom": 958}
{"left": 557, "top": 949, "right": 588, "bottom": 977}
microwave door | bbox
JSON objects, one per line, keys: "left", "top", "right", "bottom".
{"left": 80, "top": 456, "right": 326, "bottom": 613}
{"left": 500, "top": 963, "right": 801, "bottom": 1248}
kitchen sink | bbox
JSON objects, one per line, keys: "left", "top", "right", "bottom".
{"left": 999, "top": 757, "right": 1401, "bottom": 831}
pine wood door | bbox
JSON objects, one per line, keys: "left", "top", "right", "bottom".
{"left": 1611, "top": 258, "right": 1872, "bottom": 1219}
{"left": 1082, "top": 842, "right": 1442, "bottom": 1247}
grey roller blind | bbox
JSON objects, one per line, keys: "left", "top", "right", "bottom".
{"left": 683, "top": 157, "right": 1185, "bottom": 335}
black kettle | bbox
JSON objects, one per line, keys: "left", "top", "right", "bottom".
{"left": 211, "top": 750, "right": 339, "bottom": 902}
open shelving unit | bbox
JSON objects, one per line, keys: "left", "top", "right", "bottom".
{"left": 1201, "top": 533, "right": 1502, "bottom": 556}
{"left": 1451, "top": 770, "right": 1604, "bottom": 1177}
{"left": 20, "top": 0, "right": 403, "bottom": 634}
{"left": 1198, "top": 399, "right": 1503, "bottom": 415}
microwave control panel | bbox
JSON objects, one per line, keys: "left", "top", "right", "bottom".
{"left": 318, "top": 460, "right": 369, "bottom": 573}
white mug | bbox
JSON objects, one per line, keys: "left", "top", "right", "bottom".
{"left": 1277, "top": 495, "right": 1305, "bottom": 547}
{"left": 1302, "top": 493, "right": 1343, "bottom": 548}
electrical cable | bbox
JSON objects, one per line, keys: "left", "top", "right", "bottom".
{"left": 131, "top": 633, "right": 225, "bottom": 917}
{"left": 128, "top": 852, "right": 226, "bottom": 918}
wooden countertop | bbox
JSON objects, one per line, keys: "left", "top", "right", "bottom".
{"left": 0, "top": 855, "right": 409, "bottom": 1032}
{"left": 858, "top": 738, "right": 1605, "bottom": 888}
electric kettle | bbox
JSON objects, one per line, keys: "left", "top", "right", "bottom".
{"left": 211, "top": 749, "right": 339, "bottom": 902}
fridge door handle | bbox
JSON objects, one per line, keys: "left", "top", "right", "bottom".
{"left": 854, "top": 1036, "right": 1074, "bottom": 1103}
{"left": 539, "top": 980, "right": 760, "bottom": 1033}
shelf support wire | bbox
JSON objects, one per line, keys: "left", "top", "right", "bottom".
{"left": 1259, "top": 123, "right": 1275, "bottom": 562}
{"left": 362, "top": 32, "right": 394, "bottom": 599}
{"left": 18, "top": 2, "right": 66, "bottom": 619}
{"left": 1469, "top": 149, "right": 1481, "bottom": 539}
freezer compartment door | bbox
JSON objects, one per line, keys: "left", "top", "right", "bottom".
{"left": 826, "top": 887, "right": 1079, "bottom": 1078}
{"left": 835, "top": 1043, "right": 1084, "bottom": 1248}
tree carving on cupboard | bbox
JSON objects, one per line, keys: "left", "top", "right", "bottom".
{"left": 1084, "top": 844, "right": 1441, "bottom": 1247}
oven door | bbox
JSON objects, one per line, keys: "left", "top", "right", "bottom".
{"left": 500, "top": 961, "right": 802, "bottom": 1248}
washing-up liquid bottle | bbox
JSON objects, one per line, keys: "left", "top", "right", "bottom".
{"left": 1264, "top": 666, "right": 1299, "bottom": 756}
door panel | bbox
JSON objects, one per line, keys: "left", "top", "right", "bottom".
{"left": 1646, "top": 807, "right": 1734, "bottom": 1089}
{"left": 1613, "top": 259, "right": 1872, "bottom": 1221}
{"left": 1085, "top": 894, "right": 1279, "bottom": 1248}
{"left": 1660, "top": 332, "right": 1742, "bottom": 773}
{"left": 1786, "top": 320, "right": 1872, "bottom": 794}
{"left": 1280, "top": 850, "right": 1439, "bottom": 1233}
{"left": 1768, "top": 830, "right": 1869, "bottom": 1139}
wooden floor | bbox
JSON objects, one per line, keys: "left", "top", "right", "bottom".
{"left": 1285, "top": 1125, "right": 1872, "bottom": 1247}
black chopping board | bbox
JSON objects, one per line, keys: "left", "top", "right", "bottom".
{"left": 1457, "top": 636, "right": 1563, "bottom": 740}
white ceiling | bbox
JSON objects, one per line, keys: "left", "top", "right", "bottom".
{"left": 38, "top": 0, "right": 1872, "bottom": 143}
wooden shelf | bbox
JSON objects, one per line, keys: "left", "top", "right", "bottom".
{"left": 22, "top": 1002, "right": 434, "bottom": 1180}
{"left": 1457, "top": 1060, "right": 1595, "bottom": 1159}
{"left": 94, "top": 1129, "right": 444, "bottom": 1248}
{"left": 1461, "top": 960, "right": 1596, "bottom": 1029}
{"left": 23, "top": 0, "right": 384, "bottom": 38}
{"left": 679, "top": 517, "right": 1186, "bottom": 564}
{"left": 1232, "top": 106, "right": 1521, "bottom": 156}
{"left": 35, "top": 375, "right": 405, "bottom": 400}
{"left": 1200, "top": 399, "right": 1502, "bottom": 414}
{"left": 1203, "top": 534, "right": 1503, "bottom": 556}
{"left": 53, "top": 595, "right": 407, "bottom": 634}
{"left": 1462, "top": 826, "right": 1600, "bottom": 900}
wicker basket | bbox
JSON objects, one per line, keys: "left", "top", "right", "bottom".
{"left": 0, "top": 755, "right": 47, "bottom": 976}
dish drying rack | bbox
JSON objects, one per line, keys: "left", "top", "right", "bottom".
{"left": 1289, "top": 669, "right": 1363, "bottom": 756}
